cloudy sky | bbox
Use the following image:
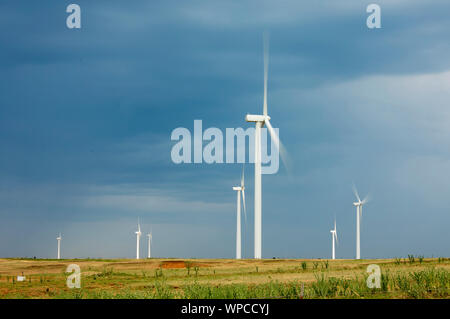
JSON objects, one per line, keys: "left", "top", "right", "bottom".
{"left": 0, "top": 1, "right": 449, "bottom": 259}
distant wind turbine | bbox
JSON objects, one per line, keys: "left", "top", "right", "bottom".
{"left": 353, "top": 185, "right": 370, "bottom": 260}
{"left": 135, "top": 219, "right": 142, "bottom": 260}
{"left": 232, "top": 166, "right": 247, "bottom": 259}
{"left": 245, "top": 33, "right": 288, "bottom": 259}
{"left": 56, "top": 233, "right": 62, "bottom": 260}
{"left": 147, "top": 231, "right": 152, "bottom": 259}
{"left": 330, "top": 220, "right": 338, "bottom": 260}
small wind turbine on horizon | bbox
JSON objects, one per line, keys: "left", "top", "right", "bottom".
{"left": 353, "top": 185, "right": 370, "bottom": 260}
{"left": 147, "top": 230, "right": 152, "bottom": 259}
{"left": 330, "top": 220, "right": 338, "bottom": 260}
{"left": 135, "top": 219, "right": 142, "bottom": 260}
{"left": 56, "top": 233, "right": 62, "bottom": 260}
{"left": 245, "top": 33, "right": 288, "bottom": 259}
{"left": 232, "top": 166, "right": 247, "bottom": 259}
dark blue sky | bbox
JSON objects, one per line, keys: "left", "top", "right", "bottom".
{"left": 0, "top": 1, "right": 449, "bottom": 259}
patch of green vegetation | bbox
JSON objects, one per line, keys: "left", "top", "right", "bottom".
{"left": 39, "top": 267, "right": 448, "bottom": 300}
{"left": 301, "top": 261, "right": 307, "bottom": 271}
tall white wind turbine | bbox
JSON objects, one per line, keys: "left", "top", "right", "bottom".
{"left": 56, "top": 233, "right": 62, "bottom": 260}
{"left": 135, "top": 219, "right": 142, "bottom": 260}
{"left": 246, "top": 33, "right": 287, "bottom": 259}
{"left": 147, "top": 231, "right": 152, "bottom": 259}
{"left": 232, "top": 166, "right": 247, "bottom": 259}
{"left": 353, "top": 185, "right": 369, "bottom": 260}
{"left": 330, "top": 220, "right": 338, "bottom": 260}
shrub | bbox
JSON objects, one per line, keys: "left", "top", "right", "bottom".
{"left": 301, "top": 261, "right": 307, "bottom": 271}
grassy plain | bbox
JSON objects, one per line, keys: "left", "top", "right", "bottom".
{"left": 0, "top": 257, "right": 448, "bottom": 299}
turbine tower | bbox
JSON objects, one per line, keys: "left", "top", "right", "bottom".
{"left": 246, "top": 33, "right": 286, "bottom": 259}
{"left": 147, "top": 231, "right": 152, "bottom": 259}
{"left": 353, "top": 185, "right": 369, "bottom": 260}
{"left": 232, "top": 166, "right": 247, "bottom": 259}
{"left": 135, "top": 219, "right": 142, "bottom": 260}
{"left": 330, "top": 220, "right": 338, "bottom": 260}
{"left": 56, "top": 233, "right": 62, "bottom": 259}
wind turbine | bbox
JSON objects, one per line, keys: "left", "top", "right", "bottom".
{"left": 147, "top": 230, "right": 152, "bottom": 259}
{"left": 232, "top": 166, "right": 247, "bottom": 259}
{"left": 135, "top": 219, "right": 142, "bottom": 260}
{"left": 245, "top": 33, "right": 286, "bottom": 259}
{"left": 330, "top": 220, "right": 338, "bottom": 260}
{"left": 353, "top": 185, "right": 369, "bottom": 260}
{"left": 56, "top": 233, "right": 62, "bottom": 259}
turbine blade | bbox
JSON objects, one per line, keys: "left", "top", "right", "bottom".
{"left": 241, "top": 189, "right": 247, "bottom": 224}
{"left": 263, "top": 32, "right": 269, "bottom": 116}
{"left": 362, "top": 194, "right": 371, "bottom": 205}
{"left": 241, "top": 164, "right": 245, "bottom": 188}
{"left": 265, "top": 119, "right": 291, "bottom": 173}
{"left": 352, "top": 184, "right": 361, "bottom": 202}
{"left": 334, "top": 218, "right": 338, "bottom": 244}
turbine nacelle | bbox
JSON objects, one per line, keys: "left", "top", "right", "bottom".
{"left": 245, "top": 114, "right": 270, "bottom": 123}
{"left": 232, "top": 186, "right": 244, "bottom": 191}
{"left": 352, "top": 185, "right": 369, "bottom": 206}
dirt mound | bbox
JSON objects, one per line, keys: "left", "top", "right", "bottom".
{"left": 160, "top": 261, "right": 186, "bottom": 269}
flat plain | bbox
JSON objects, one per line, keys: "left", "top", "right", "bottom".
{"left": 0, "top": 257, "right": 448, "bottom": 299}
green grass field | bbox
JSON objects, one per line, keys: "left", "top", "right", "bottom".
{"left": 0, "top": 257, "right": 448, "bottom": 299}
